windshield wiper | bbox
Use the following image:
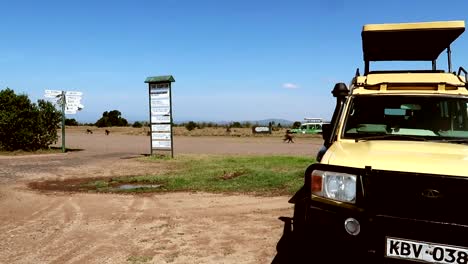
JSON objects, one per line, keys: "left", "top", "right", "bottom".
{"left": 355, "top": 134, "right": 427, "bottom": 142}
{"left": 430, "top": 138, "right": 468, "bottom": 145}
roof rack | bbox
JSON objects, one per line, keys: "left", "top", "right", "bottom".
{"left": 362, "top": 21, "right": 465, "bottom": 75}
{"left": 368, "top": 70, "right": 445, "bottom": 74}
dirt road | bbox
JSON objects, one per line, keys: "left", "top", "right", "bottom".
{"left": 0, "top": 132, "right": 322, "bottom": 264}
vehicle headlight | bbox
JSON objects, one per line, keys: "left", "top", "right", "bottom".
{"left": 311, "top": 170, "right": 357, "bottom": 203}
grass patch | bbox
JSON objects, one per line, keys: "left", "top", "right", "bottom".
{"left": 90, "top": 155, "right": 314, "bottom": 195}
{"left": 126, "top": 255, "right": 153, "bottom": 263}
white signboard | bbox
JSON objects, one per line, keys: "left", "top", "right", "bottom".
{"left": 66, "top": 103, "right": 82, "bottom": 109}
{"left": 45, "top": 89, "right": 62, "bottom": 95}
{"left": 66, "top": 91, "right": 83, "bottom": 96}
{"left": 151, "top": 115, "right": 171, "bottom": 123}
{"left": 44, "top": 94, "right": 61, "bottom": 99}
{"left": 66, "top": 96, "right": 82, "bottom": 102}
{"left": 66, "top": 107, "right": 79, "bottom": 112}
{"left": 152, "top": 124, "right": 171, "bottom": 132}
{"left": 150, "top": 88, "right": 170, "bottom": 98}
{"left": 65, "top": 110, "right": 77, "bottom": 115}
{"left": 147, "top": 80, "right": 173, "bottom": 155}
{"left": 150, "top": 83, "right": 170, "bottom": 89}
{"left": 150, "top": 99, "right": 170, "bottom": 107}
{"left": 254, "top": 127, "right": 270, "bottom": 133}
{"left": 152, "top": 140, "right": 171, "bottom": 149}
{"left": 152, "top": 133, "right": 171, "bottom": 140}
{"left": 151, "top": 107, "right": 170, "bottom": 115}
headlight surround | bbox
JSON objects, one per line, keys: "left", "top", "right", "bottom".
{"left": 311, "top": 170, "right": 357, "bottom": 203}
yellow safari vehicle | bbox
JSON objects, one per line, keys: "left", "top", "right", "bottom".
{"left": 273, "top": 20, "right": 468, "bottom": 264}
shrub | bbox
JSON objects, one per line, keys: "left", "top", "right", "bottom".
{"left": 65, "top": 118, "right": 79, "bottom": 126}
{"left": 132, "top": 121, "right": 143, "bottom": 128}
{"left": 185, "top": 121, "right": 198, "bottom": 131}
{"left": 292, "top": 121, "right": 301, "bottom": 129}
{"left": 230, "top": 122, "right": 242, "bottom": 128}
{"left": 0, "top": 88, "right": 62, "bottom": 151}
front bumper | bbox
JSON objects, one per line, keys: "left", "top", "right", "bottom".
{"left": 302, "top": 203, "right": 468, "bottom": 263}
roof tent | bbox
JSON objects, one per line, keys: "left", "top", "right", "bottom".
{"left": 362, "top": 20, "right": 465, "bottom": 74}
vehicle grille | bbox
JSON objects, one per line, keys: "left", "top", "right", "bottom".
{"left": 363, "top": 170, "right": 468, "bottom": 226}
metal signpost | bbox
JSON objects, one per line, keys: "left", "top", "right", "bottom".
{"left": 145, "top": 75, "right": 175, "bottom": 157}
{"left": 44, "top": 90, "right": 84, "bottom": 153}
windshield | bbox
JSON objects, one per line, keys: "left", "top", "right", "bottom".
{"left": 343, "top": 95, "right": 468, "bottom": 140}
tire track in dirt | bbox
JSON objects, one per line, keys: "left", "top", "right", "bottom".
{"left": 35, "top": 198, "right": 88, "bottom": 264}
{"left": 54, "top": 197, "right": 133, "bottom": 264}
{"left": 0, "top": 196, "right": 64, "bottom": 236}
{"left": 0, "top": 196, "right": 74, "bottom": 263}
{"left": 63, "top": 196, "right": 152, "bottom": 264}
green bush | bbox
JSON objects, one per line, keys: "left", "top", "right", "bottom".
{"left": 0, "top": 88, "right": 62, "bottom": 151}
{"left": 95, "top": 110, "right": 128, "bottom": 127}
{"left": 230, "top": 121, "right": 242, "bottom": 128}
{"left": 132, "top": 121, "right": 143, "bottom": 128}
{"left": 292, "top": 121, "right": 301, "bottom": 129}
{"left": 65, "top": 118, "right": 79, "bottom": 126}
{"left": 185, "top": 121, "right": 198, "bottom": 131}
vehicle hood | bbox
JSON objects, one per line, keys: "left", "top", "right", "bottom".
{"left": 322, "top": 140, "right": 468, "bottom": 177}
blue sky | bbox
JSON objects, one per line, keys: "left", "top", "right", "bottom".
{"left": 1, "top": 0, "right": 468, "bottom": 123}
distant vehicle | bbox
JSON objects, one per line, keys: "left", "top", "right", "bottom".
{"left": 290, "top": 118, "right": 327, "bottom": 134}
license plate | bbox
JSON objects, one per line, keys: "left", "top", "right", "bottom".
{"left": 386, "top": 237, "right": 468, "bottom": 264}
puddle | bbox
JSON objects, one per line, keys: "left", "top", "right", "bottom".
{"left": 116, "top": 184, "right": 163, "bottom": 190}
{"left": 28, "top": 177, "right": 165, "bottom": 194}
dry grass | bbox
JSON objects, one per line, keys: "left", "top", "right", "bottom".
{"left": 64, "top": 126, "right": 321, "bottom": 138}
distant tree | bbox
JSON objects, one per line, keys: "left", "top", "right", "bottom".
{"left": 65, "top": 118, "right": 79, "bottom": 126}
{"left": 198, "top": 122, "right": 208, "bottom": 129}
{"left": 292, "top": 121, "right": 301, "bottom": 129}
{"left": 95, "top": 110, "right": 128, "bottom": 127}
{"left": 185, "top": 121, "right": 198, "bottom": 131}
{"left": 132, "top": 121, "right": 143, "bottom": 128}
{"left": 0, "top": 88, "right": 62, "bottom": 151}
{"left": 242, "top": 121, "right": 252, "bottom": 128}
{"left": 277, "top": 123, "right": 282, "bottom": 128}
{"left": 231, "top": 122, "right": 242, "bottom": 128}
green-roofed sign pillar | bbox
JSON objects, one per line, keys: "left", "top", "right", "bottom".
{"left": 145, "top": 75, "right": 175, "bottom": 158}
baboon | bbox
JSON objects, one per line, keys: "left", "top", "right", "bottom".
{"left": 86, "top": 129, "right": 93, "bottom": 134}
{"left": 283, "top": 130, "right": 294, "bottom": 143}
{"left": 105, "top": 129, "right": 110, "bottom": 135}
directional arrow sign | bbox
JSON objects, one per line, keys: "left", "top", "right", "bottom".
{"left": 44, "top": 94, "right": 62, "bottom": 99}
{"left": 66, "top": 97, "right": 82, "bottom": 103}
{"left": 66, "top": 91, "right": 83, "bottom": 96}
{"left": 66, "top": 104, "right": 79, "bottom": 108}
{"left": 45, "top": 90, "right": 62, "bottom": 95}
{"left": 66, "top": 103, "right": 81, "bottom": 108}
{"left": 66, "top": 95, "right": 81, "bottom": 99}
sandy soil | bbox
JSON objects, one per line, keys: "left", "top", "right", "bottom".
{"left": 0, "top": 132, "right": 322, "bottom": 264}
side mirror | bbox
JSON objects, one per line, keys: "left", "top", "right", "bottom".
{"left": 322, "top": 123, "right": 331, "bottom": 141}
